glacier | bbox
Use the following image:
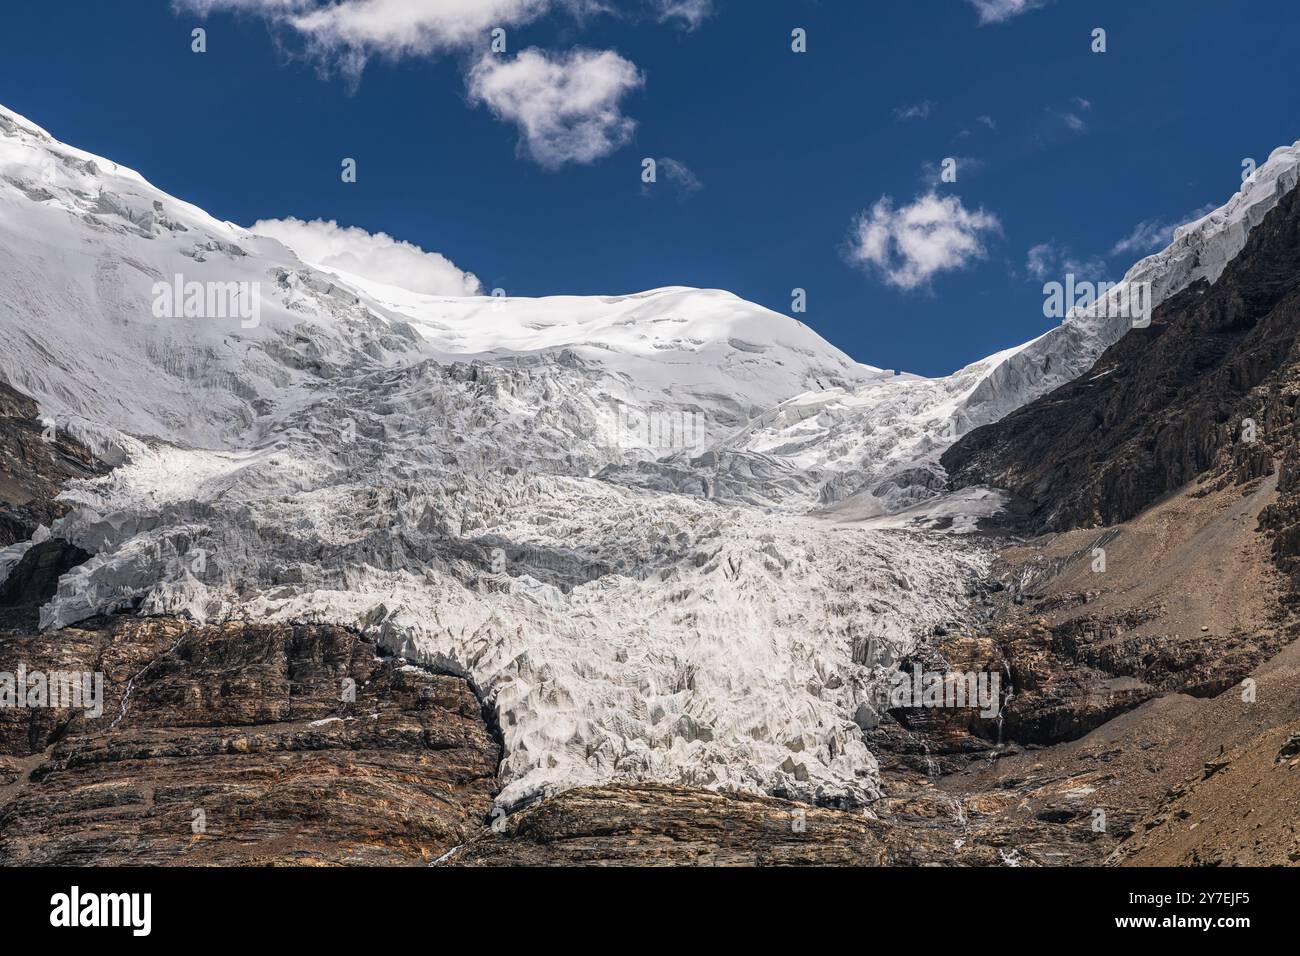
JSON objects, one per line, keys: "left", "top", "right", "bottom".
{"left": 2, "top": 100, "right": 1296, "bottom": 809}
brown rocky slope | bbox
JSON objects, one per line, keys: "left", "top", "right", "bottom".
{"left": 935, "top": 177, "right": 1300, "bottom": 866}
{"left": 0, "top": 617, "right": 501, "bottom": 866}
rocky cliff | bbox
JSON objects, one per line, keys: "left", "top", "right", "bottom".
{"left": 0, "top": 618, "right": 500, "bottom": 866}
{"left": 943, "top": 184, "right": 1300, "bottom": 546}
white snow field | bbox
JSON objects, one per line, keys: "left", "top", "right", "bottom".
{"left": 2, "top": 101, "right": 1296, "bottom": 807}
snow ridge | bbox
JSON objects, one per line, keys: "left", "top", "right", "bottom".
{"left": 679, "top": 141, "right": 1300, "bottom": 521}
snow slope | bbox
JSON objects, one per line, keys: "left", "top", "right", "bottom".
{"left": 0, "top": 101, "right": 873, "bottom": 460}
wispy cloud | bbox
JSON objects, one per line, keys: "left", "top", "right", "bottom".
{"left": 467, "top": 47, "right": 644, "bottom": 169}
{"left": 966, "top": 0, "right": 1051, "bottom": 24}
{"left": 894, "top": 100, "right": 933, "bottom": 122}
{"left": 1047, "top": 106, "right": 1089, "bottom": 134}
{"left": 919, "top": 156, "right": 984, "bottom": 186}
{"left": 643, "top": 156, "right": 703, "bottom": 200}
{"left": 1025, "top": 240, "right": 1106, "bottom": 282}
{"left": 1109, "top": 204, "right": 1218, "bottom": 259}
{"left": 651, "top": 0, "right": 714, "bottom": 30}
{"left": 1025, "top": 242, "right": 1056, "bottom": 280}
{"left": 848, "top": 193, "right": 1001, "bottom": 290}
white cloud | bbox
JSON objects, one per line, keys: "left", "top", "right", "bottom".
{"left": 966, "top": 0, "right": 1050, "bottom": 24}
{"left": 1109, "top": 204, "right": 1218, "bottom": 259}
{"left": 640, "top": 156, "right": 702, "bottom": 200}
{"left": 894, "top": 101, "right": 933, "bottom": 122}
{"left": 652, "top": 0, "right": 713, "bottom": 30}
{"left": 467, "top": 47, "right": 644, "bottom": 169}
{"left": 977, "top": 114, "right": 997, "bottom": 130}
{"left": 173, "top": 0, "right": 581, "bottom": 80}
{"left": 1024, "top": 240, "right": 1105, "bottom": 282}
{"left": 848, "top": 193, "right": 1001, "bottom": 290}
{"left": 1025, "top": 242, "right": 1056, "bottom": 280}
{"left": 250, "top": 216, "right": 482, "bottom": 295}
{"left": 1049, "top": 108, "right": 1088, "bottom": 133}
{"left": 652, "top": 157, "right": 703, "bottom": 197}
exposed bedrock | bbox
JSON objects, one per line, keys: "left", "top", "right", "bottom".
{"left": 943, "top": 186, "right": 1300, "bottom": 543}
{"left": 0, "top": 378, "right": 103, "bottom": 546}
{"left": 0, "top": 618, "right": 500, "bottom": 865}
{"left": 443, "top": 781, "right": 1111, "bottom": 867}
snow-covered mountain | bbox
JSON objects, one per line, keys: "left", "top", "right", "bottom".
{"left": 648, "top": 142, "right": 1300, "bottom": 519}
{"left": 0, "top": 105, "right": 875, "bottom": 459}
{"left": 2, "top": 100, "right": 1296, "bottom": 809}
{"left": 0, "top": 101, "right": 975, "bottom": 807}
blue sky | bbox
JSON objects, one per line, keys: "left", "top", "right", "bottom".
{"left": 1, "top": 0, "right": 1298, "bottom": 376}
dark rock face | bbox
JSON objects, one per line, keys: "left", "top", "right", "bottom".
{"left": 879, "top": 613, "right": 1285, "bottom": 759}
{"left": 451, "top": 784, "right": 895, "bottom": 866}
{"left": 943, "top": 185, "right": 1300, "bottom": 538}
{"left": 0, "top": 539, "right": 91, "bottom": 631}
{"left": 1260, "top": 448, "right": 1300, "bottom": 603}
{"left": 0, "top": 618, "right": 500, "bottom": 865}
{"left": 0, "top": 379, "right": 102, "bottom": 546}
{"left": 445, "top": 781, "right": 1110, "bottom": 867}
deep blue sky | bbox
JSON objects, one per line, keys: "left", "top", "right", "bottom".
{"left": 2, "top": 1, "right": 1298, "bottom": 376}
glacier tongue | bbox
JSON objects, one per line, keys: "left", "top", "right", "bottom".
{"left": 50, "top": 447, "right": 989, "bottom": 806}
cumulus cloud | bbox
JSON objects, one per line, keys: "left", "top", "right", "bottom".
{"left": 1109, "top": 204, "right": 1218, "bottom": 259}
{"left": 652, "top": 0, "right": 714, "bottom": 30}
{"left": 467, "top": 47, "right": 644, "bottom": 169}
{"left": 173, "top": 0, "right": 583, "bottom": 81}
{"left": 250, "top": 216, "right": 482, "bottom": 295}
{"left": 966, "top": 0, "right": 1050, "bottom": 24}
{"left": 848, "top": 193, "right": 1001, "bottom": 290}
{"left": 175, "top": 2, "right": 651, "bottom": 168}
